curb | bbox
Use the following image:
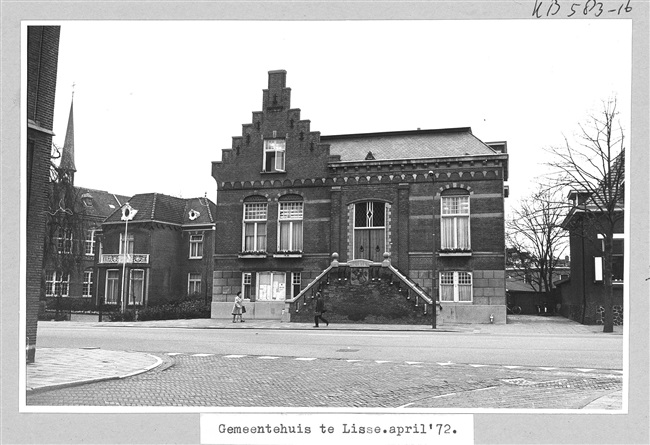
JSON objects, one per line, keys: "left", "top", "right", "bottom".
{"left": 26, "top": 353, "right": 165, "bottom": 394}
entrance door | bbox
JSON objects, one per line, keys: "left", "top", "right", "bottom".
{"left": 353, "top": 202, "right": 386, "bottom": 262}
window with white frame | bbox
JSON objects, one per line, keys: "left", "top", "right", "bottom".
{"left": 188, "top": 273, "right": 201, "bottom": 295}
{"left": 256, "top": 271, "right": 286, "bottom": 301}
{"left": 243, "top": 201, "right": 267, "bottom": 252}
{"left": 263, "top": 139, "right": 286, "bottom": 172}
{"left": 45, "top": 271, "right": 70, "bottom": 297}
{"left": 441, "top": 194, "right": 471, "bottom": 250}
{"left": 85, "top": 229, "right": 96, "bottom": 256}
{"left": 189, "top": 234, "right": 204, "bottom": 258}
{"left": 55, "top": 228, "right": 73, "bottom": 254}
{"left": 83, "top": 270, "right": 94, "bottom": 297}
{"left": 129, "top": 269, "right": 145, "bottom": 305}
{"left": 105, "top": 270, "right": 120, "bottom": 304}
{"left": 119, "top": 233, "right": 134, "bottom": 254}
{"left": 291, "top": 272, "right": 301, "bottom": 298}
{"left": 242, "top": 272, "right": 252, "bottom": 299}
{"left": 439, "top": 271, "right": 473, "bottom": 302}
{"left": 278, "top": 200, "right": 303, "bottom": 252}
{"left": 595, "top": 234, "right": 624, "bottom": 282}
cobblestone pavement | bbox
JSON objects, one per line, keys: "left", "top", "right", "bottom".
{"left": 26, "top": 352, "right": 622, "bottom": 409}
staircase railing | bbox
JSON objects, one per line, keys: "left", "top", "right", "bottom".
{"left": 283, "top": 252, "right": 440, "bottom": 320}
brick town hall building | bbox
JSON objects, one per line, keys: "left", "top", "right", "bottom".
{"left": 211, "top": 70, "right": 510, "bottom": 325}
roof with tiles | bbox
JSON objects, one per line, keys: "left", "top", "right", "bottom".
{"left": 321, "top": 127, "right": 499, "bottom": 162}
{"left": 74, "top": 187, "right": 130, "bottom": 221}
{"left": 103, "top": 193, "right": 216, "bottom": 226}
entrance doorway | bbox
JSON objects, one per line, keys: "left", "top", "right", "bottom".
{"left": 353, "top": 201, "right": 386, "bottom": 262}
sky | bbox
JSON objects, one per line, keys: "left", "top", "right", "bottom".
{"left": 48, "top": 20, "right": 631, "bottom": 215}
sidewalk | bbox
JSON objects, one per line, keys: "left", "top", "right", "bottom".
{"left": 26, "top": 348, "right": 163, "bottom": 393}
{"left": 27, "top": 315, "right": 623, "bottom": 409}
{"left": 69, "top": 313, "right": 624, "bottom": 336}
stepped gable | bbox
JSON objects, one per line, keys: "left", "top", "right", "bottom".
{"left": 212, "top": 70, "right": 330, "bottom": 184}
{"left": 321, "top": 127, "right": 497, "bottom": 162}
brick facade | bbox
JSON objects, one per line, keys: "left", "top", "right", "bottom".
{"left": 211, "top": 70, "right": 509, "bottom": 324}
{"left": 26, "top": 26, "right": 60, "bottom": 362}
{"left": 97, "top": 194, "right": 216, "bottom": 308}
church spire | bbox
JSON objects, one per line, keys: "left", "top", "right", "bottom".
{"left": 59, "top": 97, "right": 77, "bottom": 180}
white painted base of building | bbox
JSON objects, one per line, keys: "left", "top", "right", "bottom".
{"left": 211, "top": 301, "right": 287, "bottom": 320}
{"left": 439, "top": 304, "right": 506, "bottom": 324}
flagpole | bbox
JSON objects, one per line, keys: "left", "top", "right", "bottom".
{"left": 119, "top": 203, "right": 137, "bottom": 314}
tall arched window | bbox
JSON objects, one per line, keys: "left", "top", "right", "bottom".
{"left": 353, "top": 201, "right": 386, "bottom": 262}
{"left": 440, "top": 190, "right": 471, "bottom": 250}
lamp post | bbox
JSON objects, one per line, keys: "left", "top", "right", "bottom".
{"left": 428, "top": 170, "right": 437, "bottom": 329}
{"left": 120, "top": 203, "right": 137, "bottom": 314}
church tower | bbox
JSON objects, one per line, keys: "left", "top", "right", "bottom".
{"left": 58, "top": 98, "right": 76, "bottom": 184}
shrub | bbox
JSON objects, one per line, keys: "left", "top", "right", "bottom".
{"left": 43, "top": 297, "right": 94, "bottom": 312}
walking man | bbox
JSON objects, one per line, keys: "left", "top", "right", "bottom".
{"left": 313, "top": 292, "right": 329, "bottom": 328}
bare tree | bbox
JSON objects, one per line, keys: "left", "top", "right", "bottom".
{"left": 42, "top": 143, "right": 89, "bottom": 314}
{"left": 506, "top": 186, "right": 568, "bottom": 295}
{"left": 545, "top": 98, "right": 625, "bottom": 333}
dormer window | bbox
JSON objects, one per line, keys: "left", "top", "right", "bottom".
{"left": 81, "top": 193, "right": 94, "bottom": 207}
{"left": 188, "top": 209, "right": 200, "bottom": 221}
{"left": 263, "top": 139, "right": 285, "bottom": 172}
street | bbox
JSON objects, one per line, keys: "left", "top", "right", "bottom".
{"left": 26, "top": 322, "right": 623, "bottom": 409}
{"left": 35, "top": 322, "right": 623, "bottom": 368}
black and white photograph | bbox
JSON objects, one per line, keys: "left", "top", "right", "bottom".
{"left": 2, "top": 2, "right": 649, "bottom": 444}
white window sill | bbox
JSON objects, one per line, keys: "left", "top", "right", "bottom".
{"left": 189, "top": 256, "right": 203, "bottom": 260}
{"left": 273, "top": 253, "right": 303, "bottom": 258}
{"left": 238, "top": 253, "right": 268, "bottom": 259}
{"left": 439, "top": 251, "right": 472, "bottom": 257}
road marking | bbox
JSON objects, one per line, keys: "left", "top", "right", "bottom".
{"left": 307, "top": 333, "right": 412, "bottom": 338}
{"left": 430, "top": 386, "right": 497, "bottom": 399}
{"left": 192, "top": 353, "right": 214, "bottom": 357}
{"left": 437, "top": 362, "right": 455, "bottom": 366}
{"left": 375, "top": 360, "right": 391, "bottom": 364}
{"left": 295, "top": 357, "right": 317, "bottom": 361}
{"left": 258, "top": 356, "right": 280, "bottom": 360}
{"left": 503, "top": 365, "right": 523, "bottom": 369}
{"left": 575, "top": 368, "right": 595, "bottom": 372}
{"left": 405, "top": 361, "right": 423, "bottom": 365}
{"left": 469, "top": 364, "right": 489, "bottom": 367}
{"left": 346, "top": 359, "right": 362, "bottom": 362}
{"left": 166, "top": 353, "right": 183, "bottom": 356}
{"left": 223, "top": 355, "right": 247, "bottom": 358}
{"left": 538, "top": 367, "right": 557, "bottom": 370}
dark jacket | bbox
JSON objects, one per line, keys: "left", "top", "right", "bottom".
{"left": 315, "top": 298, "right": 325, "bottom": 314}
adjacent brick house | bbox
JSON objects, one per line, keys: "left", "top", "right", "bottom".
{"left": 97, "top": 193, "right": 216, "bottom": 308}
{"left": 211, "top": 70, "right": 509, "bottom": 324}
{"left": 42, "top": 97, "right": 216, "bottom": 313}
{"left": 26, "top": 25, "right": 60, "bottom": 362}
{"left": 556, "top": 188, "right": 625, "bottom": 325}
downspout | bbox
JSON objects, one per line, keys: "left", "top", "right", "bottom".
{"left": 581, "top": 224, "right": 587, "bottom": 324}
